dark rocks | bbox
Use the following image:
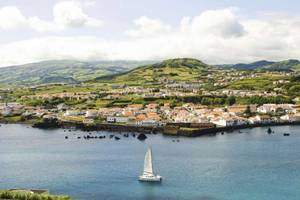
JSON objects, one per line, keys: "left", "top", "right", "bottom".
{"left": 65, "top": 136, "right": 68, "bottom": 139}
{"left": 137, "top": 133, "right": 147, "bottom": 141}
{"left": 283, "top": 133, "right": 290, "bottom": 136}
{"left": 114, "top": 136, "right": 120, "bottom": 140}
{"left": 32, "top": 118, "right": 60, "bottom": 129}
{"left": 267, "top": 128, "right": 272, "bottom": 134}
{"left": 77, "top": 136, "right": 81, "bottom": 139}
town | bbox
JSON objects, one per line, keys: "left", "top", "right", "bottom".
{"left": 0, "top": 59, "right": 299, "bottom": 135}
{"left": 1, "top": 98, "right": 300, "bottom": 134}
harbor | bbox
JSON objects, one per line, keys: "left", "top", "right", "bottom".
{"left": 1, "top": 123, "right": 300, "bottom": 200}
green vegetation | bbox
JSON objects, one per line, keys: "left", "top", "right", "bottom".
{"left": 0, "top": 60, "right": 154, "bottom": 86}
{"left": 95, "top": 58, "right": 211, "bottom": 85}
{"left": 1, "top": 58, "right": 299, "bottom": 110}
{"left": 262, "top": 59, "right": 300, "bottom": 71}
{"left": 0, "top": 190, "right": 71, "bottom": 200}
{"left": 236, "top": 96, "right": 293, "bottom": 105}
{"left": 222, "top": 59, "right": 300, "bottom": 71}
{"left": 228, "top": 75, "right": 288, "bottom": 90}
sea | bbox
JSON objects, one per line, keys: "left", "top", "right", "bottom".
{"left": 0, "top": 124, "right": 300, "bottom": 200}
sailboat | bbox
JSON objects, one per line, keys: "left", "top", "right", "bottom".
{"left": 139, "top": 147, "right": 162, "bottom": 182}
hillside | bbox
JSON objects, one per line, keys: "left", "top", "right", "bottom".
{"left": 0, "top": 60, "right": 155, "bottom": 85}
{"left": 232, "top": 60, "right": 275, "bottom": 70}
{"left": 262, "top": 59, "right": 300, "bottom": 71}
{"left": 220, "top": 59, "right": 300, "bottom": 71}
{"left": 95, "top": 58, "right": 211, "bottom": 84}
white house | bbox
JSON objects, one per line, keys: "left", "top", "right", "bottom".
{"left": 64, "top": 110, "right": 85, "bottom": 117}
{"left": 136, "top": 119, "right": 159, "bottom": 127}
{"left": 257, "top": 104, "right": 295, "bottom": 114}
{"left": 249, "top": 115, "right": 273, "bottom": 124}
{"left": 280, "top": 114, "right": 300, "bottom": 122}
{"left": 106, "top": 116, "right": 131, "bottom": 123}
{"left": 257, "top": 104, "right": 276, "bottom": 113}
{"left": 211, "top": 116, "right": 248, "bottom": 127}
{"left": 85, "top": 110, "right": 99, "bottom": 118}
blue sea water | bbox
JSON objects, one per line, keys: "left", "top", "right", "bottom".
{"left": 0, "top": 124, "right": 300, "bottom": 200}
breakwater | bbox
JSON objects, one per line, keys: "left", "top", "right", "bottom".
{"left": 163, "top": 121, "right": 300, "bottom": 137}
{"left": 33, "top": 119, "right": 162, "bottom": 134}
{"left": 31, "top": 119, "right": 300, "bottom": 137}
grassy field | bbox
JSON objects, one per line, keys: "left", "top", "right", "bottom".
{"left": 95, "top": 58, "right": 210, "bottom": 85}
{"left": 228, "top": 74, "right": 289, "bottom": 90}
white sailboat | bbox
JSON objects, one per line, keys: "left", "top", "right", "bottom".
{"left": 139, "top": 147, "right": 162, "bottom": 182}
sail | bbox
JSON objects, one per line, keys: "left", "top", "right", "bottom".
{"left": 143, "top": 148, "right": 153, "bottom": 175}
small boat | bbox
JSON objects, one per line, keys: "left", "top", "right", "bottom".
{"left": 139, "top": 147, "right": 162, "bottom": 182}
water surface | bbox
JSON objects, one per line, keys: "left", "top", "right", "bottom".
{"left": 0, "top": 124, "right": 300, "bottom": 200}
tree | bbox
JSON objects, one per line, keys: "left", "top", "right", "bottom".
{"left": 227, "top": 96, "right": 236, "bottom": 106}
{"left": 244, "top": 105, "right": 251, "bottom": 116}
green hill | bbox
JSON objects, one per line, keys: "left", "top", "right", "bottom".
{"left": 231, "top": 60, "right": 275, "bottom": 70}
{"left": 262, "top": 59, "right": 300, "bottom": 71}
{"left": 0, "top": 60, "right": 155, "bottom": 86}
{"left": 221, "top": 59, "right": 300, "bottom": 71}
{"left": 95, "top": 58, "right": 211, "bottom": 84}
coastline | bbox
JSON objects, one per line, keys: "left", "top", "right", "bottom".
{"left": 1, "top": 119, "right": 299, "bottom": 137}
{"left": 168, "top": 122, "right": 300, "bottom": 137}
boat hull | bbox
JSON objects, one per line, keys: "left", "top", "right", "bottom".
{"left": 139, "top": 175, "right": 162, "bottom": 182}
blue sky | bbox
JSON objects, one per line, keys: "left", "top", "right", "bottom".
{"left": 0, "top": 0, "right": 300, "bottom": 66}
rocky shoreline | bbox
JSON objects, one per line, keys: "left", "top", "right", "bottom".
{"left": 163, "top": 121, "right": 300, "bottom": 137}
{"left": 28, "top": 118, "right": 300, "bottom": 137}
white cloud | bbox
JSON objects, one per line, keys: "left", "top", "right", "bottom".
{"left": 53, "top": 1, "right": 102, "bottom": 28}
{"left": 185, "top": 8, "right": 245, "bottom": 38}
{"left": 1, "top": 8, "right": 300, "bottom": 66}
{"left": 0, "top": 1, "right": 102, "bottom": 32}
{"left": 0, "top": 6, "right": 27, "bottom": 30}
{"left": 125, "top": 16, "right": 171, "bottom": 37}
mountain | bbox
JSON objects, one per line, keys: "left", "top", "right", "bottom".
{"left": 219, "top": 59, "right": 300, "bottom": 71}
{"left": 261, "top": 59, "right": 300, "bottom": 71}
{"left": 232, "top": 60, "right": 275, "bottom": 70}
{"left": 0, "top": 60, "right": 155, "bottom": 85}
{"left": 95, "top": 58, "right": 211, "bottom": 84}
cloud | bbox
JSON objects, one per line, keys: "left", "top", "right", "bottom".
{"left": 0, "top": 1, "right": 102, "bottom": 32}
{"left": 184, "top": 8, "right": 246, "bottom": 38}
{"left": 1, "top": 8, "right": 300, "bottom": 66}
{"left": 125, "top": 16, "right": 171, "bottom": 37}
{"left": 0, "top": 6, "right": 27, "bottom": 30}
{"left": 53, "top": 1, "right": 102, "bottom": 28}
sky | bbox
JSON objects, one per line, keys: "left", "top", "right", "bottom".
{"left": 0, "top": 0, "right": 300, "bottom": 67}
